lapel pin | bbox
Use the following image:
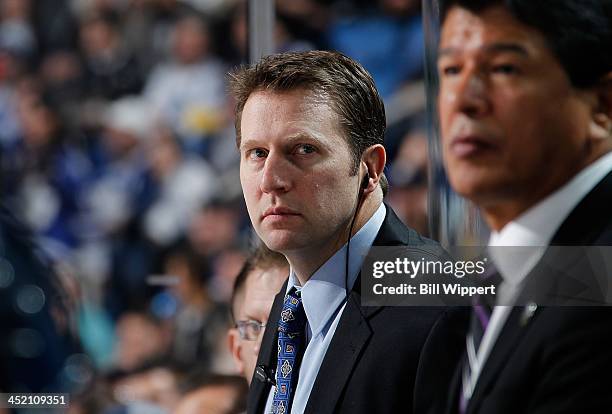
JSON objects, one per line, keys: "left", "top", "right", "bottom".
{"left": 520, "top": 302, "right": 538, "bottom": 326}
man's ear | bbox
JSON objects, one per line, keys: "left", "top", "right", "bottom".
{"left": 589, "top": 72, "right": 612, "bottom": 140}
{"left": 361, "top": 144, "right": 386, "bottom": 193}
{"left": 227, "top": 328, "right": 245, "bottom": 376}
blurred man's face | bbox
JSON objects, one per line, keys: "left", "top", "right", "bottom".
{"left": 240, "top": 90, "right": 360, "bottom": 260}
{"left": 229, "top": 266, "right": 287, "bottom": 383}
{"left": 438, "top": 5, "right": 597, "bottom": 228}
{"left": 173, "top": 18, "right": 208, "bottom": 64}
{"left": 114, "top": 314, "right": 169, "bottom": 371}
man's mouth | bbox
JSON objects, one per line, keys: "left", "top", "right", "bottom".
{"left": 261, "top": 206, "right": 301, "bottom": 221}
{"left": 450, "top": 134, "right": 497, "bottom": 158}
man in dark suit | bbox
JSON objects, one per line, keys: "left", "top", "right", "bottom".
{"left": 229, "top": 50, "right": 455, "bottom": 414}
{"left": 430, "top": 0, "right": 612, "bottom": 412}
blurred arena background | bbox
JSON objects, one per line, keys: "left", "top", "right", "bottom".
{"left": 0, "top": 0, "right": 430, "bottom": 412}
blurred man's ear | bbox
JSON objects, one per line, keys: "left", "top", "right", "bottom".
{"left": 589, "top": 72, "right": 612, "bottom": 140}
{"left": 227, "top": 328, "right": 245, "bottom": 376}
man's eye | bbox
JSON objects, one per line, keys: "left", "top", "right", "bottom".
{"left": 295, "top": 144, "right": 316, "bottom": 155}
{"left": 440, "top": 65, "right": 461, "bottom": 76}
{"left": 492, "top": 64, "right": 519, "bottom": 75}
{"left": 248, "top": 148, "right": 268, "bottom": 160}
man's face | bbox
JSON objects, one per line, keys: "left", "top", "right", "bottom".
{"left": 239, "top": 89, "right": 360, "bottom": 257}
{"left": 231, "top": 266, "right": 288, "bottom": 383}
{"left": 438, "top": 5, "right": 595, "bottom": 223}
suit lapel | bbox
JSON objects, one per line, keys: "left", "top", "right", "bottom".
{"left": 466, "top": 306, "right": 539, "bottom": 413}
{"left": 304, "top": 291, "right": 373, "bottom": 414}
{"left": 550, "top": 169, "right": 612, "bottom": 245}
{"left": 302, "top": 206, "right": 408, "bottom": 414}
{"left": 247, "top": 281, "right": 287, "bottom": 414}
{"left": 465, "top": 169, "right": 612, "bottom": 412}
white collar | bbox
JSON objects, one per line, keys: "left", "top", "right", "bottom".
{"left": 286, "top": 203, "right": 386, "bottom": 337}
{"left": 489, "top": 151, "right": 612, "bottom": 286}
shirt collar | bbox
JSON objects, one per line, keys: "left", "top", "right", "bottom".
{"left": 489, "top": 151, "right": 612, "bottom": 285}
{"left": 286, "top": 203, "right": 386, "bottom": 338}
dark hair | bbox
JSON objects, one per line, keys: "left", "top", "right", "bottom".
{"left": 229, "top": 243, "right": 288, "bottom": 323}
{"left": 163, "top": 240, "right": 211, "bottom": 287}
{"left": 228, "top": 50, "right": 389, "bottom": 195}
{"left": 439, "top": 0, "right": 612, "bottom": 88}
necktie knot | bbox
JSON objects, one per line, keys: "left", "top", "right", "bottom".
{"left": 278, "top": 288, "right": 307, "bottom": 335}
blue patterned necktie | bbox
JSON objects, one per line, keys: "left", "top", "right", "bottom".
{"left": 271, "top": 287, "right": 307, "bottom": 414}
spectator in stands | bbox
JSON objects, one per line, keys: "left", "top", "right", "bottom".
{"left": 0, "top": 0, "right": 37, "bottom": 64}
{"left": 78, "top": 12, "right": 144, "bottom": 100}
{"left": 188, "top": 201, "right": 243, "bottom": 260}
{"left": 110, "top": 360, "right": 183, "bottom": 413}
{"left": 174, "top": 374, "right": 248, "bottom": 414}
{"left": 327, "top": 0, "right": 423, "bottom": 98}
{"left": 144, "top": 13, "right": 226, "bottom": 152}
{"left": 162, "top": 242, "right": 230, "bottom": 368}
{"left": 3, "top": 81, "right": 91, "bottom": 256}
{"left": 86, "top": 96, "right": 152, "bottom": 237}
{"left": 113, "top": 311, "right": 171, "bottom": 372}
{"left": 387, "top": 128, "right": 429, "bottom": 235}
{"left": 143, "top": 126, "right": 217, "bottom": 247}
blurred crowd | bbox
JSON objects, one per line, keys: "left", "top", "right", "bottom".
{"left": 0, "top": 0, "right": 430, "bottom": 412}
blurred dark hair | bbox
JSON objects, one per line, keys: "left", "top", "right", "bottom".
{"left": 228, "top": 50, "right": 389, "bottom": 195}
{"left": 164, "top": 239, "right": 211, "bottom": 287}
{"left": 439, "top": 0, "right": 612, "bottom": 88}
{"left": 229, "top": 243, "right": 288, "bottom": 323}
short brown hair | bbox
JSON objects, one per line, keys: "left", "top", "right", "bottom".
{"left": 228, "top": 50, "right": 388, "bottom": 195}
{"left": 230, "top": 243, "right": 288, "bottom": 322}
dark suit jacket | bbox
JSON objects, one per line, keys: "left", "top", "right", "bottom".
{"left": 428, "top": 169, "right": 612, "bottom": 414}
{"left": 247, "top": 206, "right": 461, "bottom": 414}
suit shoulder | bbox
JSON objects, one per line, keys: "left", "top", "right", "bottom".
{"left": 376, "top": 206, "right": 449, "bottom": 258}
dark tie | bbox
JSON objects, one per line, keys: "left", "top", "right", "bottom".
{"left": 460, "top": 264, "right": 502, "bottom": 413}
{"left": 271, "top": 287, "right": 307, "bottom": 414}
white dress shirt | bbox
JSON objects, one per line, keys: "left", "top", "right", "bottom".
{"left": 464, "top": 151, "right": 612, "bottom": 398}
{"left": 263, "top": 203, "right": 387, "bottom": 414}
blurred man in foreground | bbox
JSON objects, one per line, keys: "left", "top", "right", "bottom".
{"left": 431, "top": 0, "right": 612, "bottom": 412}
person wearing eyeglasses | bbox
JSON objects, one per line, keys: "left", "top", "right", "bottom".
{"left": 228, "top": 245, "right": 289, "bottom": 384}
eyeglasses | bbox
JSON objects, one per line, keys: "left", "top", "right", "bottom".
{"left": 236, "top": 320, "right": 266, "bottom": 341}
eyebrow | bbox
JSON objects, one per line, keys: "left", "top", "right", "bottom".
{"left": 438, "top": 42, "right": 529, "bottom": 58}
{"left": 239, "top": 132, "right": 327, "bottom": 151}
{"left": 285, "top": 132, "right": 326, "bottom": 146}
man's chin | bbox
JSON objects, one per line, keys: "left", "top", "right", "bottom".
{"left": 448, "top": 167, "right": 509, "bottom": 200}
{"left": 260, "top": 230, "right": 303, "bottom": 254}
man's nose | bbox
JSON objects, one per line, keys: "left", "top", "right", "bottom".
{"left": 447, "top": 68, "right": 490, "bottom": 118}
{"left": 260, "top": 152, "right": 291, "bottom": 194}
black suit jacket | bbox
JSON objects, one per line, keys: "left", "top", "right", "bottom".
{"left": 247, "top": 206, "right": 461, "bottom": 414}
{"left": 428, "top": 169, "right": 612, "bottom": 414}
